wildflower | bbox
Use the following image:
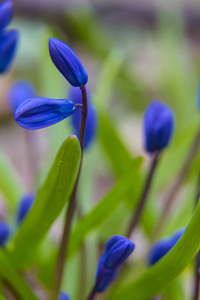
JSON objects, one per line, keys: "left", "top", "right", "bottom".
{"left": 59, "top": 291, "right": 70, "bottom": 300}
{"left": 8, "top": 80, "right": 36, "bottom": 111}
{"left": 68, "top": 86, "right": 97, "bottom": 149}
{"left": 144, "top": 100, "right": 174, "bottom": 153}
{"left": 94, "top": 235, "right": 135, "bottom": 293}
{"left": 0, "top": 29, "right": 18, "bottom": 73}
{"left": 16, "top": 193, "right": 35, "bottom": 225}
{"left": 14, "top": 97, "right": 76, "bottom": 130}
{"left": 0, "top": 0, "right": 13, "bottom": 31}
{"left": 147, "top": 228, "right": 184, "bottom": 266}
{"left": 0, "top": 221, "right": 10, "bottom": 247}
{"left": 49, "top": 38, "right": 88, "bottom": 87}
{"left": 103, "top": 235, "right": 135, "bottom": 270}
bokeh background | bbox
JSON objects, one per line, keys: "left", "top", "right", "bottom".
{"left": 1, "top": 0, "right": 200, "bottom": 299}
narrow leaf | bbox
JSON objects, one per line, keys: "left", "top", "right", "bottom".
{"left": 107, "top": 198, "right": 200, "bottom": 300}
{"left": 68, "top": 157, "right": 143, "bottom": 257}
{"left": 8, "top": 135, "right": 81, "bottom": 268}
{"left": 0, "top": 249, "right": 38, "bottom": 300}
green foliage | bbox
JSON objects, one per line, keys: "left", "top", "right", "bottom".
{"left": 7, "top": 135, "right": 81, "bottom": 268}
{"left": 107, "top": 199, "right": 200, "bottom": 300}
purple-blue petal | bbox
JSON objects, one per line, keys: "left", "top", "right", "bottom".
{"left": 8, "top": 80, "right": 36, "bottom": 111}
{"left": 103, "top": 235, "right": 135, "bottom": 270}
{"left": 59, "top": 291, "right": 70, "bottom": 300}
{"left": 49, "top": 38, "right": 88, "bottom": 87}
{"left": 16, "top": 193, "right": 35, "bottom": 225}
{"left": 0, "top": 29, "right": 19, "bottom": 73}
{"left": 0, "top": 0, "right": 13, "bottom": 31}
{"left": 14, "top": 97, "right": 76, "bottom": 130}
{"left": 147, "top": 228, "right": 185, "bottom": 266}
{"left": 95, "top": 255, "right": 118, "bottom": 293}
{"left": 0, "top": 222, "right": 10, "bottom": 247}
{"left": 68, "top": 86, "right": 97, "bottom": 149}
{"left": 143, "top": 100, "right": 174, "bottom": 153}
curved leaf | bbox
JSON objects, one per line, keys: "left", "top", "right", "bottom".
{"left": 107, "top": 198, "right": 200, "bottom": 300}
{"left": 8, "top": 135, "right": 81, "bottom": 268}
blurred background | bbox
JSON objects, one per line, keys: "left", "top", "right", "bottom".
{"left": 1, "top": 0, "right": 200, "bottom": 299}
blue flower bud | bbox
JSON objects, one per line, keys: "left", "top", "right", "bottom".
{"left": 49, "top": 38, "right": 88, "bottom": 87}
{"left": 68, "top": 86, "right": 98, "bottom": 149}
{"left": 8, "top": 80, "right": 36, "bottom": 111}
{"left": 14, "top": 97, "right": 76, "bottom": 130}
{"left": 16, "top": 193, "right": 35, "bottom": 225}
{"left": 143, "top": 100, "right": 174, "bottom": 153}
{"left": 59, "top": 291, "right": 70, "bottom": 300}
{"left": 95, "top": 255, "right": 118, "bottom": 293}
{"left": 147, "top": 228, "right": 184, "bottom": 266}
{"left": 0, "top": 29, "right": 18, "bottom": 73}
{"left": 0, "top": 0, "right": 13, "bottom": 31}
{"left": 0, "top": 221, "right": 10, "bottom": 247}
{"left": 103, "top": 235, "right": 135, "bottom": 270}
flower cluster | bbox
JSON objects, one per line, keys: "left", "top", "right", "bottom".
{"left": 0, "top": 0, "right": 18, "bottom": 73}
{"left": 94, "top": 235, "right": 135, "bottom": 292}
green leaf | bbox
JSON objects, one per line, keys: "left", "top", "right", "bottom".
{"left": 98, "top": 110, "right": 133, "bottom": 176}
{"left": 0, "top": 249, "right": 38, "bottom": 300}
{"left": 8, "top": 135, "right": 81, "bottom": 268}
{"left": 107, "top": 198, "right": 200, "bottom": 300}
{"left": 68, "top": 157, "right": 143, "bottom": 257}
{"left": 0, "top": 149, "right": 23, "bottom": 207}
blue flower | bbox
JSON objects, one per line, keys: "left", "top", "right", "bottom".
{"left": 59, "top": 291, "right": 70, "bottom": 300}
{"left": 14, "top": 97, "right": 76, "bottom": 130}
{"left": 143, "top": 100, "right": 174, "bottom": 153}
{"left": 49, "top": 38, "right": 88, "bottom": 87}
{"left": 103, "top": 235, "right": 135, "bottom": 270}
{"left": 94, "top": 235, "right": 135, "bottom": 293}
{"left": 68, "top": 86, "right": 98, "bottom": 149}
{"left": 16, "top": 193, "right": 35, "bottom": 225}
{"left": 0, "top": 29, "right": 18, "bottom": 73}
{"left": 147, "top": 228, "right": 184, "bottom": 266}
{"left": 95, "top": 255, "right": 118, "bottom": 293}
{"left": 0, "top": 221, "right": 10, "bottom": 247}
{"left": 8, "top": 80, "right": 36, "bottom": 111}
{"left": 0, "top": 0, "right": 13, "bottom": 31}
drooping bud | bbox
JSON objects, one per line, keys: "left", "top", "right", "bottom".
{"left": 49, "top": 38, "right": 88, "bottom": 87}
{"left": 147, "top": 228, "right": 184, "bottom": 266}
{"left": 0, "top": 0, "right": 13, "bottom": 31}
{"left": 95, "top": 255, "right": 118, "bottom": 293}
{"left": 103, "top": 235, "right": 135, "bottom": 270}
{"left": 68, "top": 86, "right": 97, "bottom": 149}
{"left": 16, "top": 193, "right": 35, "bottom": 225}
{"left": 8, "top": 80, "right": 36, "bottom": 111}
{"left": 0, "top": 221, "right": 10, "bottom": 247}
{"left": 0, "top": 29, "right": 18, "bottom": 73}
{"left": 59, "top": 291, "right": 70, "bottom": 300}
{"left": 14, "top": 97, "right": 76, "bottom": 130}
{"left": 143, "top": 100, "right": 174, "bottom": 153}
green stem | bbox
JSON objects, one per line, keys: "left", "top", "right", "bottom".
{"left": 126, "top": 150, "right": 160, "bottom": 238}
{"left": 50, "top": 86, "right": 88, "bottom": 300}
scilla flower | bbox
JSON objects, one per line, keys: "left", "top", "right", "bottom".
{"left": 49, "top": 38, "right": 88, "bottom": 87}
{"left": 94, "top": 235, "right": 135, "bottom": 293}
{"left": 0, "top": 221, "right": 11, "bottom": 247}
{"left": 0, "top": 0, "right": 13, "bottom": 31}
{"left": 144, "top": 100, "right": 174, "bottom": 153}
{"left": 16, "top": 193, "right": 35, "bottom": 225}
{"left": 147, "top": 228, "right": 184, "bottom": 266}
{"left": 0, "top": 29, "right": 18, "bottom": 73}
{"left": 59, "top": 291, "right": 70, "bottom": 300}
{"left": 68, "top": 86, "right": 97, "bottom": 149}
{"left": 8, "top": 80, "right": 36, "bottom": 111}
{"left": 14, "top": 98, "right": 76, "bottom": 130}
